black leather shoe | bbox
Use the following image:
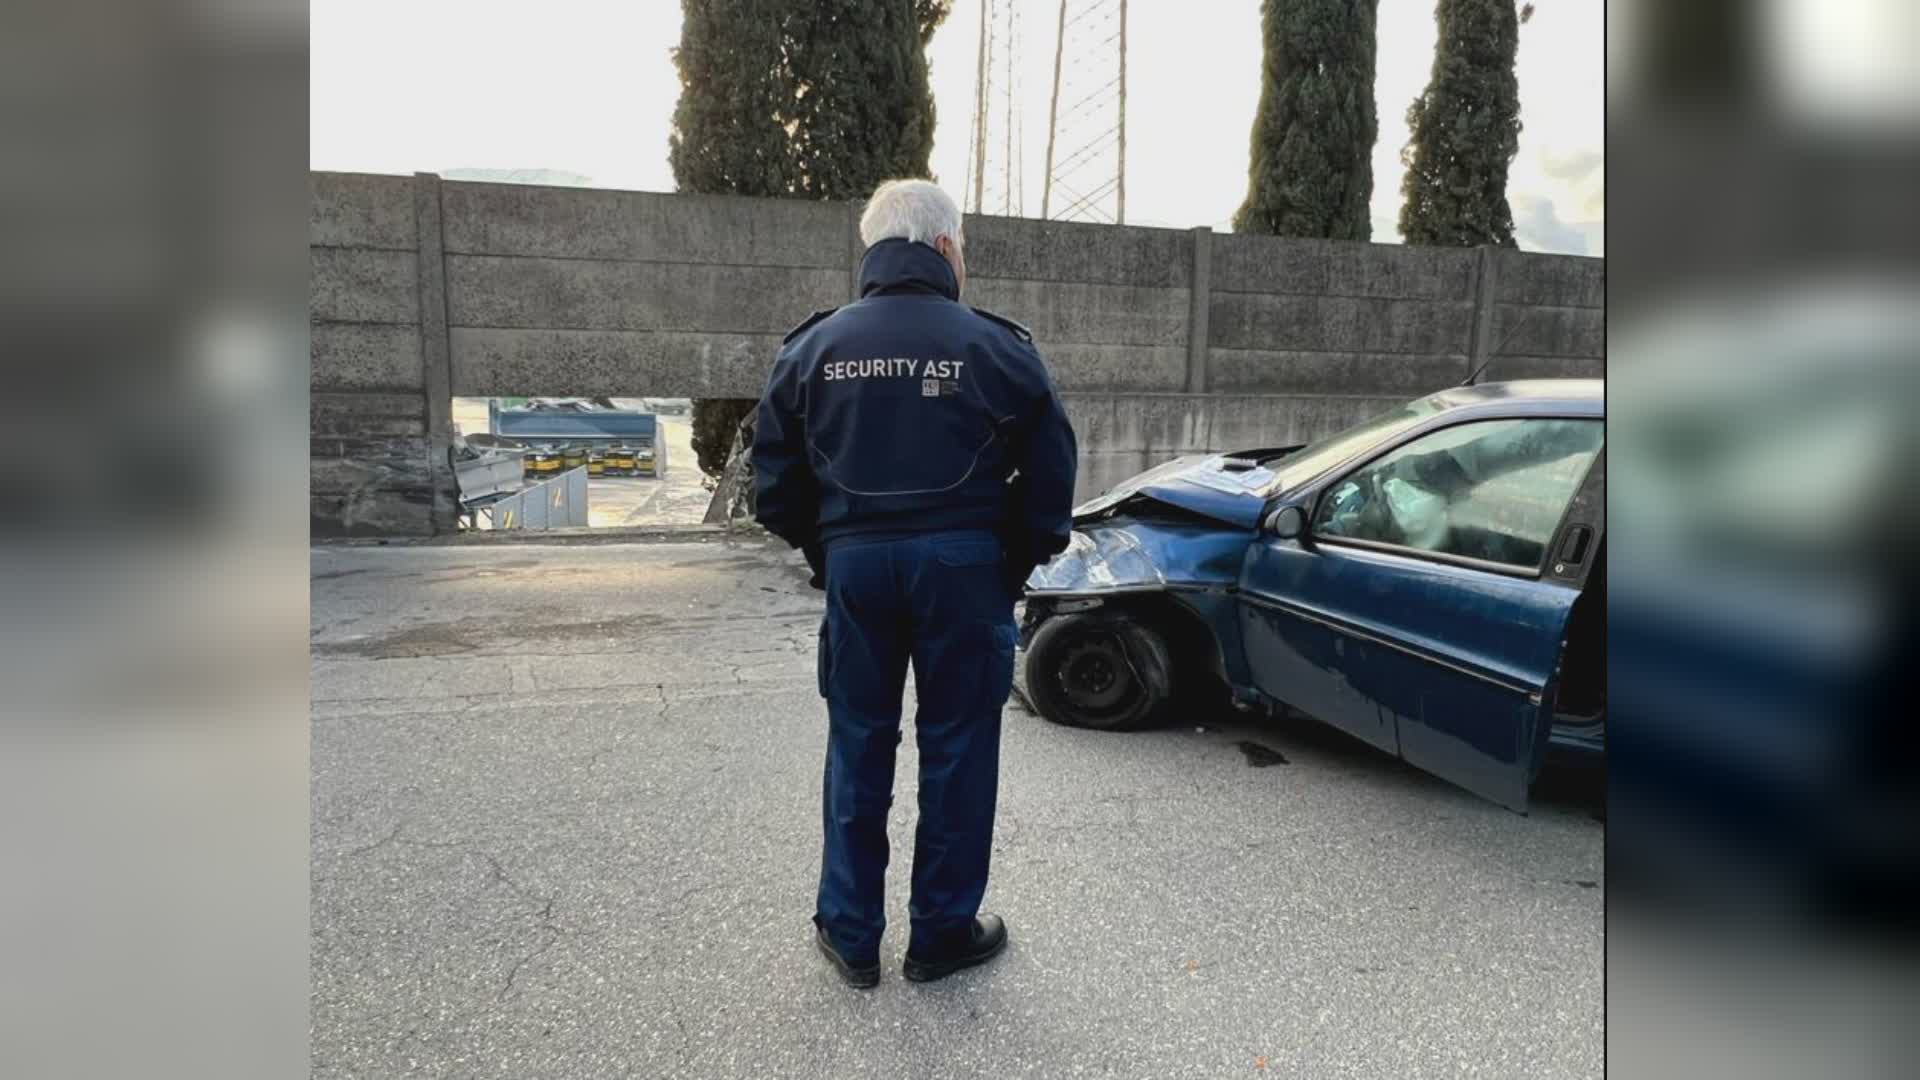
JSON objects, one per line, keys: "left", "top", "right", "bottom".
{"left": 814, "top": 921, "right": 880, "bottom": 989}
{"left": 902, "top": 915, "right": 1008, "bottom": 983}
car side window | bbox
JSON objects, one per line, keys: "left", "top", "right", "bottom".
{"left": 1313, "top": 418, "right": 1603, "bottom": 570}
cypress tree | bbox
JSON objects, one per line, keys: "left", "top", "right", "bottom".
{"left": 673, "top": 0, "right": 787, "bottom": 476}
{"left": 1398, "top": 0, "right": 1523, "bottom": 247}
{"left": 670, "top": 1, "right": 949, "bottom": 202}
{"left": 785, "top": 1, "right": 946, "bottom": 199}
{"left": 669, "top": 1, "right": 795, "bottom": 198}
{"left": 1233, "top": 0, "right": 1380, "bottom": 240}
{"left": 691, "top": 397, "right": 756, "bottom": 480}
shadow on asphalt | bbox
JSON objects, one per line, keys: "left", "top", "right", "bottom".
{"left": 1008, "top": 651, "right": 1605, "bottom": 821}
{"left": 1164, "top": 699, "right": 1605, "bottom": 822}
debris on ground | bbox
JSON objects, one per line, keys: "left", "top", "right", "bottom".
{"left": 1236, "top": 741, "right": 1289, "bottom": 767}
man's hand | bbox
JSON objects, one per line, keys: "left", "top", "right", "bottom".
{"left": 1001, "top": 559, "right": 1034, "bottom": 603}
{"left": 803, "top": 543, "right": 827, "bottom": 591}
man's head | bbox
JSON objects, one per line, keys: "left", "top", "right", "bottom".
{"left": 860, "top": 179, "right": 965, "bottom": 295}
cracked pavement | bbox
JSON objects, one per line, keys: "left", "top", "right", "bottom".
{"left": 311, "top": 537, "right": 1603, "bottom": 1078}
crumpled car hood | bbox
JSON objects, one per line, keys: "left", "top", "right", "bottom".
{"left": 1025, "top": 518, "right": 1252, "bottom": 594}
{"left": 1070, "top": 454, "right": 1283, "bottom": 530}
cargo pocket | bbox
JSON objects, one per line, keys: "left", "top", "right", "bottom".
{"left": 816, "top": 616, "right": 831, "bottom": 699}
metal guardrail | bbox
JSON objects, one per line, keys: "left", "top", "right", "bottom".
{"left": 453, "top": 445, "right": 527, "bottom": 503}
{"left": 466, "top": 466, "right": 589, "bottom": 530}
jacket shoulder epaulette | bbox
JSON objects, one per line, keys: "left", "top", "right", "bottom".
{"left": 969, "top": 307, "right": 1033, "bottom": 344}
{"left": 783, "top": 307, "right": 839, "bottom": 344}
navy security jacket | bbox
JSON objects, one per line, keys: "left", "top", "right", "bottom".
{"left": 753, "top": 238, "right": 1079, "bottom": 583}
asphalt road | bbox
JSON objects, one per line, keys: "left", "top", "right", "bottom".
{"left": 311, "top": 538, "right": 1603, "bottom": 1079}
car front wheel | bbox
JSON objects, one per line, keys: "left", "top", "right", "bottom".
{"left": 1023, "top": 611, "right": 1174, "bottom": 732}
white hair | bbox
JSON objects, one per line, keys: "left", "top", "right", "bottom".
{"left": 859, "top": 179, "right": 963, "bottom": 248}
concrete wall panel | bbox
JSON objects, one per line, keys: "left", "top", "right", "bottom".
{"left": 451, "top": 327, "right": 781, "bottom": 398}
{"left": 1492, "top": 248, "right": 1605, "bottom": 308}
{"left": 1321, "top": 244, "right": 1477, "bottom": 301}
{"left": 1480, "top": 354, "right": 1607, "bottom": 381}
{"left": 310, "top": 247, "right": 419, "bottom": 324}
{"left": 1208, "top": 348, "right": 1465, "bottom": 397}
{"left": 1210, "top": 292, "right": 1474, "bottom": 355}
{"left": 1199, "top": 394, "right": 1401, "bottom": 452}
{"left": 962, "top": 214, "right": 1192, "bottom": 287}
{"left": 310, "top": 393, "right": 433, "bottom": 537}
{"left": 310, "top": 172, "right": 417, "bottom": 250}
{"left": 1059, "top": 392, "right": 1408, "bottom": 501}
{"left": 1491, "top": 303, "right": 1605, "bottom": 359}
{"left": 1040, "top": 343, "right": 1188, "bottom": 393}
{"left": 441, "top": 182, "right": 850, "bottom": 267}
{"left": 311, "top": 490, "right": 435, "bottom": 538}
{"left": 964, "top": 278, "right": 1189, "bottom": 348}
{"left": 1197, "top": 396, "right": 1288, "bottom": 453}
{"left": 1111, "top": 395, "right": 1215, "bottom": 457}
{"left": 312, "top": 322, "right": 425, "bottom": 392}
{"left": 1212, "top": 234, "right": 1476, "bottom": 300}
{"left": 310, "top": 442, "right": 431, "bottom": 494}
{"left": 1075, "top": 451, "right": 1153, "bottom": 499}
{"left": 312, "top": 392, "right": 427, "bottom": 437}
{"left": 446, "top": 255, "right": 846, "bottom": 334}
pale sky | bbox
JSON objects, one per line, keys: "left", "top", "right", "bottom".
{"left": 310, "top": 0, "right": 1603, "bottom": 255}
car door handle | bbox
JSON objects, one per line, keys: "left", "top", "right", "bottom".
{"left": 1558, "top": 525, "right": 1592, "bottom": 564}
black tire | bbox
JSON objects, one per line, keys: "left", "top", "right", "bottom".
{"left": 1023, "top": 611, "right": 1175, "bottom": 732}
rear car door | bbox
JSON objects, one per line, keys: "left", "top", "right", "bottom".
{"left": 1236, "top": 417, "right": 1604, "bottom": 809}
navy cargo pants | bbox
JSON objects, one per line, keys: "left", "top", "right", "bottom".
{"left": 815, "top": 529, "right": 1019, "bottom": 964}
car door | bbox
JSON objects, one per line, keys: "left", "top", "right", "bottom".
{"left": 1236, "top": 416, "right": 1604, "bottom": 810}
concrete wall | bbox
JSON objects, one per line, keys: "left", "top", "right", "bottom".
{"left": 311, "top": 173, "right": 438, "bottom": 535}
{"left": 310, "top": 172, "right": 1604, "bottom": 534}
{"left": 441, "top": 181, "right": 852, "bottom": 400}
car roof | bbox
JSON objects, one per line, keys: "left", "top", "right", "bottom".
{"left": 1427, "top": 378, "right": 1604, "bottom": 417}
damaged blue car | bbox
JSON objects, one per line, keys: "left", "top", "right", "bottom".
{"left": 1019, "top": 380, "right": 1605, "bottom": 810}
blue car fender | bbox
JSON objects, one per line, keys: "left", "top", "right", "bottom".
{"left": 1025, "top": 520, "right": 1250, "bottom": 596}
{"left": 1023, "top": 517, "right": 1257, "bottom": 694}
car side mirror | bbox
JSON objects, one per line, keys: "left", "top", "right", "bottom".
{"left": 1264, "top": 505, "right": 1305, "bottom": 539}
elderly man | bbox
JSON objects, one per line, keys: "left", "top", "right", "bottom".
{"left": 753, "top": 179, "right": 1078, "bottom": 988}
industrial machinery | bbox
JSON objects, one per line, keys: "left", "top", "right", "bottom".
{"left": 489, "top": 399, "right": 669, "bottom": 479}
